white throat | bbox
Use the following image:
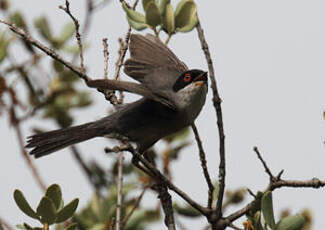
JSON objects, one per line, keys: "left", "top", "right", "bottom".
{"left": 175, "top": 83, "right": 208, "bottom": 122}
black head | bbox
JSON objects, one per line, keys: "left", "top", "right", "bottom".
{"left": 172, "top": 69, "right": 208, "bottom": 92}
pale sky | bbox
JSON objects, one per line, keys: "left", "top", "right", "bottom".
{"left": 1, "top": 0, "right": 325, "bottom": 229}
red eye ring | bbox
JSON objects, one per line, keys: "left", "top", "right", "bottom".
{"left": 184, "top": 73, "right": 191, "bottom": 82}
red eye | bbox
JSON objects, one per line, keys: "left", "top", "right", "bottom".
{"left": 184, "top": 73, "right": 191, "bottom": 82}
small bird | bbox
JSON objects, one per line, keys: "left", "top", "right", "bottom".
{"left": 26, "top": 34, "right": 208, "bottom": 158}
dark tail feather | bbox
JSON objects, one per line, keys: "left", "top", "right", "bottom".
{"left": 26, "top": 121, "right": 105, "bottom": 158}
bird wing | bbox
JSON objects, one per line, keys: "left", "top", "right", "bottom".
{"left": 87, "top": 79, "right": 176, "bottom": 109}
{"left": 123, "top": 34, "right": 189, "bottom": 109}
{"left": 89, "top": 34, "right": 188, "bottom": 110}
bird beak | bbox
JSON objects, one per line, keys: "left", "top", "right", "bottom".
{"left": 193, "top": 71, "right": 208, "bottom": 83}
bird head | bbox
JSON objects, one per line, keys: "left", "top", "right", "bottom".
{"left": 172, "top": 69, "right": 208, "bottom": 120}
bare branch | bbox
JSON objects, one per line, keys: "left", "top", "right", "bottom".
{"left": 191, "top": 123, "right": 214, "bottom": 209}
{"left": 196, "top": 18, "right": 226, "bottom": 219}
{"left": 116, "top": 152, "right": 124, "bottom": 230}
{"left": 105, "top": 144, "right": 209, "bottom": 216}
{"left": 70, "top": 145, "right": 101, "bottom": 194}
{"left": 0, "top": 20, "right": 90, "bottom": 81}
{"left": 122, "top": 186, "right": 148, "bottom": 226}
{"left": 102, "top": 38, "right": 109, "bottom": 79}
{"left": 253, "top": 147, "right": 274, "bottom": 180}
{"left": 9, "top": 103, "right": 46, "bottom": 192}
{"left": 59, "top": 0, "right": 85, "bottom": 72}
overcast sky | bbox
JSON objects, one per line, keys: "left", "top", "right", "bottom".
{"left": 1, "top": 0, "right": 325, "bottom": 229}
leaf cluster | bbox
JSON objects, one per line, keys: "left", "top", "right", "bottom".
{"left": 14, "top": 184, "right": 79, "bottom": 230}
{"left": 122, "top": 0, "right": 198, "bottom": 40}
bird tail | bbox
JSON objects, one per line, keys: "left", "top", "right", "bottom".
{"left": 26, "top": 121, "right": 107, "bottom": 158}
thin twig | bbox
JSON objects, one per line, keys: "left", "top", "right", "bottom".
{"left": 253, "top": 147, "right": 274, "bottom": 180}
{"left": 106, "top": 144, "right": 209, "bottom": 216}
{"left": 59, "top": 0, "right": 85, "bottom": 72}
{"left": 116, "top": 152, "right": 124, "bottom": 230}
{"left": 70, "top": 145, "right": 101, "bottom": 195}
{"left": 122, "top": 186, "right": 148, "bottom": 226}
{"left": 10, "top": 105, "right": 46, "bottom": 192}
{"left": 196, "top": 18, "right": 226, "bottom": 219}
{"left": 102, "top": 38, "right": 109, "bottom": 79}
{"left": 191, "top": 123, "right": 214, "bottom": 209}
{"left": 0, "top": 20, "right": 89, "bottom": 81}
{"left": 114, "top": 38, "right": 127, "bottom": 80}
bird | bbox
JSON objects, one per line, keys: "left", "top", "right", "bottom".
{"left": 26, "top": 34, "right": 208, "bottom": 158}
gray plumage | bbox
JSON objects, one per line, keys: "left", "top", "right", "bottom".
{"left": 26, "top": 34, "right": 208, "bottom": 158}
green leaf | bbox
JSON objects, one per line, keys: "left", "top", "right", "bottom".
{"left": 175, "top": 0, "right": 197, "bottom": 31}
{"left": 64, "top": 223, "right": 77, "bottom": 230}
{"left": 127, "top": 17, "right": 149, "bottom": 31}
{"left": 261, "top": 191, "right": 276, "bottom": 229}
{"left": 253, "top": 211, "right": 264, "bottom": 230}
{"left": 55, "top": 198, "right": 79, "bottom": 223}
{"left": 23, "top": 223, "right": 33, "bottom": 230}
{"left": 45, "top": 184, "right": 62, "bottom": 210}
{"left": 177, "top": 13, "right": 197, "bottom": 32}
{"left": 10, "top": 11, "right": 26, "bottom": 29}
{"left": 34, "top": 16, "right": 52, "bottom": 41}
{"left": 122, "top": 2, "right": 145, "bottom": 23}
{"left": 13, "top": 190, "right": 39, "bottom": 220}
{"left": 275, "top": 214, "right": 305, "bottom": 230}
{"left": 145, "top": 1, "right": 161, "bottom": 27}
{"left": 142, "top": 0, "right": 154, "bottom": 11}
{"left": 174, "top": 203, "right": 201, "bottom": 217}
{"left": 36, "top": 196, "right": 57, "bottom": 224}
{"left": 159, "top": 0, "right": 170, "bottom": 15}
{"left": 58, "top": 22, "right": 75, "bottom": 44}
{"left": 163, "top": 3, "right": 175, "bottom": 35}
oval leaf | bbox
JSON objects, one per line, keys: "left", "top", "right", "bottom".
{"left": 127, "top": 17, "right": 149, "bottom": 31}
{"left": 34, "top": 16, "right": 52, "bottom": 41}
{"left": 55, "top": 198, "right": 79, "bottom": 223}
{"left": 261, "top": 191, "right": 276, "bottom": 229}
{"left": 177, "top": 13, "right": 198, "bottom": 32}
{"left": 13, "top": 190, "right": 39, "bottom": 220}
{"left": 145, "top": 1, "right": 161, "bottom": 27}
{"left": 174, "top": 203, "right": 201, "bottom": 217}
{"left": 275, "top": 214, "right": 305, "bottom": 230}
{"left": 142, "top": 0, "right": 154, "bottom": 11}
{"left": 122, "top": 2, "right": 145, "bottom": 23}
{"left": 45, "top": 184, "right": 62, "bottom": 210}
{"left": 175, "top": 0, "right": 197, "bottom": 29}
{"left": 163, "top": 3, "right": 175, "bottom": 34}
{"left": 36, "top": 196, "right": 57, "bottom": 224}
{"left": 159, "top": 0, "right": 170, "bottom": 15}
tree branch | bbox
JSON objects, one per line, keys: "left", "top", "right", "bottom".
{"left": 196, "top": 18, "right": 226, "bottom": 219}
{"left": 106, "top": 144, "right": 209, "bottom": 216}
{"left": 59, "top": 0, "right": 85, "bottom": 72}
{"left": 191, "top": 123, "right": 214, "bottom": 209}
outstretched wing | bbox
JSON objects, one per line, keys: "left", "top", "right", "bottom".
{"left": 89, "top": 34, "right": 188, "bottom": 110}
{"left": 123, "top": 34, "right": 188, "bottom": 109}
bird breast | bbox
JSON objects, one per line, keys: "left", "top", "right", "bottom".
{"left": 176, "top": 83, "right": 208, "bottom": 123}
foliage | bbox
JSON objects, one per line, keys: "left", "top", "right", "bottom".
{"left": 122, "top": 0, "right": 198, "bottom": 42}
{"left": 245, "top": 191, "right": 306, "bottom": 230}
{"left": 14, "top": 184, "right": 78, "bottom": 230}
